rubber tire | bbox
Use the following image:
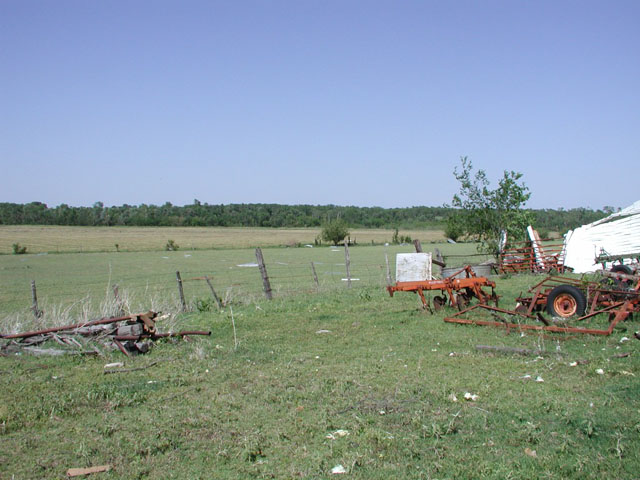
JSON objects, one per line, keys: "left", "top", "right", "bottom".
{"left": 546, "top": 285, "right": 587, "bottom": 318}
{"left": 611, "top": 264, "right": 634, "bottom": 289}
{"left": 611, "top": 265, "right": 632, "bottom": 275}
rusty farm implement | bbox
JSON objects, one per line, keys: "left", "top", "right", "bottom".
{"left": 387, "top": 263, "right": 498, "bottom": 313}
{"left": 444, "top": 269, "right": 640, "bottom": 336}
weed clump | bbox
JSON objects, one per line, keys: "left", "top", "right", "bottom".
{"left": 165, "top": 239, "right": 179, "bottom": 251}
{"left": 12, "top": 243, "right": 27, "bottom": 254}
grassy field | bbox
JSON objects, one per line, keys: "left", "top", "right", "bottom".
{"left": 1, "top": 230, "right": 639, "bottom": 478}
{"left": 0, "top": 241, "right": 486, "bottom": 325}
{"left": 0, "top": 225, "right": 446, "bottom": 254}
{"left": 1, "top": 279, "right": 639, "bottom": 479}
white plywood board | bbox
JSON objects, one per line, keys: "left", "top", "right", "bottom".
{"left": 396, "top": 253, "right": 432, "bottom": 282}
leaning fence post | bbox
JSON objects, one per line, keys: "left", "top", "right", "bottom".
{"left": 310, "top": 262, "right": 319, "bottom": 290}
{"left": 344, "top": 241, "right": 352, "bottom": 288}
{"left": 204, "top": 275, "right": 224, "bottom": 309}
{"left": 413, "top": 239, "right": 423, "bottom": 253}
{"left": 255, "top": 248, "right": 273, "bottom": 300}
{"left": 176, "top": 271, "right": 187, "bottom": 311}
{"left": 31, "top": 280, "right": 42, "bottom": 319}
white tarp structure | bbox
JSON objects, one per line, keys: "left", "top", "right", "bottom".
{"left": 563, "top": 200, "right": 640, "bottom": 273}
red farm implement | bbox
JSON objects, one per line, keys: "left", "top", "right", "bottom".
{"left": 444, "top": 269, "right": 640, "bottom": 336}
{"left": 387, "top": 265, "right": 498, "bottom": 313}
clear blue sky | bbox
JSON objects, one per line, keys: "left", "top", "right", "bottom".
{"left": 1, "top": 0, "right": 638, "bottom": 210}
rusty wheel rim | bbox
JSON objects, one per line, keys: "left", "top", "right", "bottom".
{"left": 553, "top": 293, "right": 577, "bottom": 317}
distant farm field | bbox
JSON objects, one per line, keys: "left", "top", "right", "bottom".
{"left": 0, "top": 225, "right": 446, "bottom": 254}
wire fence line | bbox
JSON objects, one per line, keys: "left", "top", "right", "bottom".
{"left": 2, "top": 248, "right": 494, "bottom": 322}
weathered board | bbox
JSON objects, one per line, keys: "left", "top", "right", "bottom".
{"left": 395, "top": 253, "right": 432, "bottom": 282}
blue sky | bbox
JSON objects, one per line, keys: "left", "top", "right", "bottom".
{"left": 1, "top": 1, "right": 638, "bottom": 210}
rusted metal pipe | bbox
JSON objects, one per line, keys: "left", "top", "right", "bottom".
{"left": 113, "top": 330, "right": 211, "bottom": 341}
{"left": 0, "top": 312, "right": 155, "bottom": 339}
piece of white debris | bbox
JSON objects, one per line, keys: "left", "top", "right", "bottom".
{"left": 535, "top": 376, "right": 544, "bottom": 383}
{"left": 326, "top": 429, "right": 349, "bottom": 440}
{"left": 620, "top": 337, "right": 630, "bottom": 343}
{"left": 521, "top": 374, "right": 532, "bottom": 379}
{"left": 379, "top": 410, "right": 386, "bottom": 415}
{"left": 448, "top": 393, "right": 458, "bottom": 403}
{"left": 464, "top": 392, "right": 479, "bottom": 401}
{"left": 620, "top": 370, "right": 635, "bottom": 376}
{"left": 569, "top": 361, "right": 578, "bottom": 367}
{"left": 104, "top": 362, "right": 124, "bottom": 369}
{"left": 449, "top": 352, "right": 455, "bottom": 357}
{"left": 596, "top": 368, "right": 604, "bottom": 375}
{"left": 316, "top": 330, "right": 331, "bottom": 334}
{"left": 331, "top": 465, "right": 347, "bottom": 474}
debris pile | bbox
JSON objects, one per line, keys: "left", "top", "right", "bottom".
{"left": 0, "top": 311, "right": 210, "bottom": 357}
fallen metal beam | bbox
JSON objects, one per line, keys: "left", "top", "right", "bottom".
{"left": 0, "top": 312, "right": 156, "bottom": 339}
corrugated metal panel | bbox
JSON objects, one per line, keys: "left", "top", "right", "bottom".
{"left": 563, "top": 201, "right": 640, "bottom": 273}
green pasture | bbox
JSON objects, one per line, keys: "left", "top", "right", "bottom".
{"left": 1, "top": 234, "right": 639, "bottom": 478}
{"left": 0, "top": 242, "right": 488, "bottom": 328}
{"left": 1, "top": 279, "right": 639, "bottom": 479}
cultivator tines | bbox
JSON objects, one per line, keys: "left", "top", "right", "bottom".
{"left": 387, "top": 265, "right": 498, "bottom": 313}
{"left": 444, "top": 301, "right": 636, "bottom": 336}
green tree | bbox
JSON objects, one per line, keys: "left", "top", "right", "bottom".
{"left": 447, "top": 157, "right": 533, "bottom": 257}
{"left": 321, "top": 218, "right": 350, "bottom": 245}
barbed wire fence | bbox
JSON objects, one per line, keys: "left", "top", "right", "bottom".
{"left": 1, "top": 246, "right": 493, "bottom": 331}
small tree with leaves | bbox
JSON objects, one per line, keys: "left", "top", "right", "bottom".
{"left": 447, "top": 156, "right": 533, "bottom": 258}
{"left": 321, "top": 218, "right": 350, "bottom": 246}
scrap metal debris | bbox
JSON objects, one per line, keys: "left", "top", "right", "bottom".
{"left": 1, "top": 311, "right": 210, "bottom": 356}
{"left": 445, "top": 268, "right": 640, "bottom": 336}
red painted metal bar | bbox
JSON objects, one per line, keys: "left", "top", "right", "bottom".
{"left": 444, "top": 301, "right": 634, "bottom": 336}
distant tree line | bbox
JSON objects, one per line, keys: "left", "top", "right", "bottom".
{"left": 0, "top": 200, "right": 611, "bottom": 234}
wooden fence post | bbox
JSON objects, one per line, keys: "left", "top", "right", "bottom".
{"left": 176, "top": 271, "right": 187, "bottom": 311}
{"left": 112, "top": 284, "right": 125, "bottom": 316}
{"left": 434, "top": 248, "right": 446, "bottom": 275}
{"left": 310, "top": 262, "right": 319, "bottom": 290}
{"left": 385, "top": 253, "right": 393, "bottom": 286}
{"left": 204, "top": 275, "right": 224, "bottom": 309}
{"left": 255, "top": 248, "right": 273, "bottom": 300}
{"left": 344, "top": 242, "right": 352, "bottom": 288}
{"left": 413, "top": 239, "right": 423, "bottom": 253}
{"left": 31, "top": 280, "right": 42, "bottom": 319}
